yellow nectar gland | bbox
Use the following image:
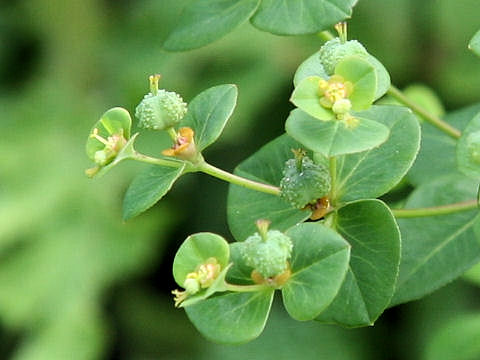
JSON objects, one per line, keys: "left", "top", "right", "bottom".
{"left": 318, "top": 76, "right": 353, "bottom": 113}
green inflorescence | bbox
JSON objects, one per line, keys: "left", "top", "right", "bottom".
{"left": 135, "top": 89, "right": 188, "bottom": 131}
{"left": 241, "top": 229, "right": 293, "bottom": 279}
{"left": 319, "top": 38, "right": 368, "bottom": 75}
{"left": 280, "top": 152, "right": 331, "bottom": 209}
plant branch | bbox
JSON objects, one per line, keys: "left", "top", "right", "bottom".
{"left": 198, "top": 162, "right": 281, "bottom": 196}
{"left": 387, "top": 85, "right": 461, "bottom": 139}
{"left": 318, "top": 30, "right": 335, "bottom": 41}
{"left": 329, "top": 156, "right": 337, "bottom": 202}
{"left": 392, "top": 199, "right": 478, "bottom": 218}
{"left": 132, "top": 152, "right": 184, "bottom": 168}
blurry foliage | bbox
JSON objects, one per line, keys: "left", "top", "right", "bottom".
{"left": 1, "top": 0, "right": 480, "bottom": 359}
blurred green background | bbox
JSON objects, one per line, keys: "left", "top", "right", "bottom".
{"left": 1, "top": 0, "right": 480, "bottom": 359}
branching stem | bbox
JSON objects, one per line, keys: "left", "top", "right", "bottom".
{"left": 387, "top": 85, "right": 461, "bottom": 139}
{"left": 198, "top": 162, "right": 281, "bottom": 196}
{"left": 329, "top": 156, "right": 337, "bottom": 203}
{"left": 392, "top": 199, "right": 478, "bottom": 218}
{"left": 132, "top": 152, "right": 281, "bottom": 196}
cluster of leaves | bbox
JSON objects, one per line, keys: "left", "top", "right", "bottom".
{"left": 84, "top": 0, "right": 480, "bottom": 348}
{"left": 163, "top": 0, "right": 358, "bottom": 51}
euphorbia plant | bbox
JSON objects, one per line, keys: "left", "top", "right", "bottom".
{"left": 85, "top": 0, "right": 480, "bottom": 345}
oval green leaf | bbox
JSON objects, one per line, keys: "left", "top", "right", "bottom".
{"left": 180, "top": 84, "right": 238, "bottom": 152}
{"left": 163, "top": 0, "right": 260, "bottom": 51}
{"left": 122, "top": 164, "right": 185, "bottom": 220}
{"left": 391, "top": 175, "right": 480, "bottom": 306}
{"left": 334, "top": 105, "right": 421, "bottom": 203}
{"left": 250, "top": 0, "right": 356, "bottom": 35}
{"left": 86, "top": 107, "right": 132, "bottom": 160}
{"left": 282, "top": 223, "right": 350, "bottom": 321}
{"left": 316, "top": 199, "right": 401, "bottom": 327}
{"left": 285, "top": 108, "right": 390, "bottom": 157}
{"left": 185, "top": 290, "right": 274, "bottom": 344}
{"left": 227, "top": 134, "right": 312, "bottom": 241}
{"left": 457, "top": 112, "right": 480, "bottom": 179}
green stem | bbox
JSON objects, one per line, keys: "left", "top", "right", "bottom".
{"left": 225, "top": 283, "right": 272, "bottom": 293}
{"left": 166, "top": 127, "right": 178, "bottom": 142}
{"left": 392, "top": 199, "right": 478, "bottom": 218}
{"left": 329, "top": 156, "right": 337, "bottom": 202}
{"left": 198, "top": 162, "right": 281, "bottom": 196}
{"left": 318, "top": 30, "right": 335, "bottom": 41}
{"left": 132, "top": 152, "right": 183, "bottom": 168}
{"left": 387, "top": 85, "right": 461, "bottom": 139}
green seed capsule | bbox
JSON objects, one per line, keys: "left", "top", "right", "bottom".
{"left": 241, "top": 229, "right": 293, "bottom": 279}
{"left": 280, "top": 152, "right": 331, "bottom": 209}
{"left": 319, "top": 38, "right": 368, "bottom": 75}
{"left": 135, "top": 90, "right": 187, "bottom": 131}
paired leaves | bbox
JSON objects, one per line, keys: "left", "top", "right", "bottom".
{"left": 392, "top": 175, "right": 480, "bottom": 306}
{"left": 317, "top": 199, "right": 401, "bottom": 327}
{"left": 163, "top": 0, "right": 260, "bottom": 51}
{"left": 184, "top": 223, "right": 350, "bottom": 343}
{"left": 250, "top": 0, "right": 356, "bottom": 35}
{"left": 122, "top": 84, "right": 238, "bottom": 220}
{"left": 164, "top": 0, "right": 357, "bottom": 51}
